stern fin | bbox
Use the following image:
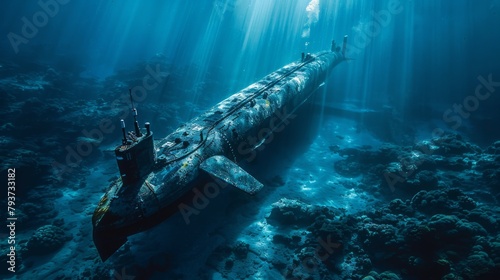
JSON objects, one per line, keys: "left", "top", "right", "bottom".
{"left": 200, "top": 156, "right": 263, "bottom": 195}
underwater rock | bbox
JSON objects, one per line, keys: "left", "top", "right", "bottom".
{"left": 333, "top": 145, "right": 418, "bottom": 189}
{"left": 357, "top": 222, "right": 400, "bottom": 253}
{"left": 401, "top": 214, "right": 488, "bottom": 275}
{"left": 476, "top": 147, "right": 500, "bottom": 195}
{"left": 403, "top": 224, "right": 434, "bottom": 247}
{"left": 427, "top": 214, "right": 460, "bottom": 232}
{"left": 1, "top": 149, "right": 55, "bottom": 190}
{"left": 354, "top": 190, "right": 500, "bottom": 279}
{"left": 21, "top": 97, "right": 44, "bottom": 112}
{"left": 316, "top": 219, "right": 348, "bottom": 243}
{"left": 329, "top": 145, "right": 340, "bottom": 153}
{"left": 26, "top": 225, "right": 72, "bottom": 256}
{"left": 466, "top": 207, "right": 500, "bottom": 232}
{"left": 429, "top": 133, "right": 482, "bottom": 156}
{"left": 0, "top": 123, "right": 16, "bottom": 133}
{"left": 485, "top": 140, "right": 500, "bottom": 155}
{"left": 295, "top": 246, "right": 320, "bottom": 270}
{"left": 267, "top": 198, "right": 332, "bottom": 227}
{"left": 377, "top": 144, "right": 402, "bottom": 161}
{"left": 400, "top": 170, "right": 439, "bottom": 195}
{"left": 461, "top": 251, "right": 496, "bottom": 279}
{"left": 366, "top": 206, "right": 411, "bottom": 226}
{"left": 387, "top": 199, "right": 414, "bottom": 215}
{"left": 231, "top": 240, "right": 250, "bottom": 259}
{"left": 19, "top": 201, "right": 59, "bottom": 229}
{"left": 265, "top": 184, "right": 499, "bottom": 279}
{"left": 335, "top": 252, "right": 373, "bottom": 279}
{"left": 481, "top": 167, "right": 500, "bottom": 184}
{"left": 382, "top": 162, "right": 405, "bottom": 178}
{"left": 377, "top": 271, "right": 402, "bottom": 280}
{"left": 410, "top": 188, "right": 477, "bottom": 215}
{"left": 224, "top": 258, "right": 234, "bottom": 269}
{"left": 486, "top": 235, "right": 500, "bottom": 271}
{"left": 413, "top": 170, "right": 438, "bottom": 188}
{"left": 362, "top": 271, "right": 383, "bottom": 280}
{"left": 425, "top": 214, "right": 487, "bottom": 243}
{"left": 437, "top": 155, "right": 474, "bottom": 171}
{"left": 16, "top": 184, "right": 64, "bottom": 229}
{"left": 405, "top": 254, "right": 452, "bottom": 279}
{"left": 272, "top": 234, "right": 294, "bottom": 247}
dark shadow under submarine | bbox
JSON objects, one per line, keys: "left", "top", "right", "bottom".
{"left": 92, "top": 36, "right": 349, "bottom": 261}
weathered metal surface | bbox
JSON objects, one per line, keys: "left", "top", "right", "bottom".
{"left": 200, "top": 155, "right": 263, "bottom": 195}
{"left": 93, "top": 49, "right": 345, "bottom": 261}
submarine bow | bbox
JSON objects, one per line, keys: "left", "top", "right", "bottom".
{"left": 93, "top": 39, "right": 348, "bottom": 261}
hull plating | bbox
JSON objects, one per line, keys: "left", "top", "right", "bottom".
{"left": 92, "top": 50, "right": 345, "bottom": 261}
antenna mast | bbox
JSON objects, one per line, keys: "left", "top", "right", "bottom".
{"left": 129, "top": 89, "right": 142, "bottom": 137}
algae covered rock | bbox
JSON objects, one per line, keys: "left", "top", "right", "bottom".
{"left": 26, "top": 225, "right": 72, "bottom": 256}
{"left": 387, "top": 198, "right": 413, "bottom": 215}
{"left": 431, "top": 133, "right": 482, "bottom": 156}
{"left": 267, "top": 198, "right": 331, "bottom": 226}
{"left": 232, "top": 240, "right": 250, "bottom": 259}
{"left": 410, "top": 188, "right": 477, "bottom": 215}
{"left": 461, "top": 251, "right": 495, "bottom": 279}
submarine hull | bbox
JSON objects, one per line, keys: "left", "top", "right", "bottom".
{"left": 93, "top": 49, "right": 345, "bottom": 261}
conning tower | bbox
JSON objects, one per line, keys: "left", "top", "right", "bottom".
{"left": 114, "top": 89, "right": 156, "bottom": 185}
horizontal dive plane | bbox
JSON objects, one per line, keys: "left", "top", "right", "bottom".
{"left": 92, "top": 36, "right": 348, "bottom": 261}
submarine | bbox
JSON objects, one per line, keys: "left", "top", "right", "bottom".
{"left": 92, "top": 36, "right": 349, "bottom": 261}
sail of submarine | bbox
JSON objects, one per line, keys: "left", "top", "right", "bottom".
{"left": 92, "top": 36, "right": 349, "bottom": 261}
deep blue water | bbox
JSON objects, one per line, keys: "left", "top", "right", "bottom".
{"left": 2, "top": 1, "right": 499, "bottom": 118}
{"left": 1, "top": 1, "right": 500, "bottom": 279}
